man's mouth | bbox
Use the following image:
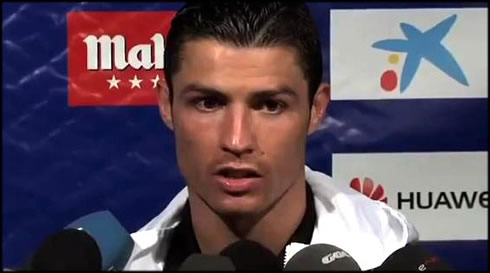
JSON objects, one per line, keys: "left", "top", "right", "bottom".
{"left": 216, "top": 167, "right": 262, "bottom": 179}
{"left": 214, "top": 166, "right": 262, "bottom": 193}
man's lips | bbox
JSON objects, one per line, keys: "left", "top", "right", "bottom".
{"left": 215, "top": 166, "right": 262, "bottom": 178}
{"left": 214, "top": 166, "right": 263, "bottom": 193}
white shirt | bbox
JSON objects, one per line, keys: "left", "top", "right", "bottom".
{"left": 123, "top": 166, "right": 418, "bottom": 270}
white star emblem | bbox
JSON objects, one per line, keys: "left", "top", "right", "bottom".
{"left": 129, "top": 75, "right": 143, "bottom": 89}
{"left": 107, "top": 75, "right": 121, "bottom": 89}
{"left": 151, "top": 74, "right": 161, "bottom": 89}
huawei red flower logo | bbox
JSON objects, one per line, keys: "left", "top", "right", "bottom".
{"left": 350, "top": 177, "right": 388, "bottom": 203}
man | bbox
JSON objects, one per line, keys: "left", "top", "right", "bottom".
{"left": 124, "top": 1, "right": 418, "bottom": 270}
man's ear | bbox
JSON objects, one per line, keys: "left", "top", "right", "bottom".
{"left": 156, "top": 80, "right": 174, "bottom": 131}
{"left": 308, "top": 83, "right": 330, "bottom": 135}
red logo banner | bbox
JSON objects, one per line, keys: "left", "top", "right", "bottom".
{"left": 68, "top": 11, "right": 176, "bottom": 106}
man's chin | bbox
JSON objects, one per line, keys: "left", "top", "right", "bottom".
{"left": 213, "top": 195, "right": 264, "bottom": 217}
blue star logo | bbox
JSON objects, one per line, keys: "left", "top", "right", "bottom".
{"left": 372, "top": 14, "right": 469, "bottom": 92}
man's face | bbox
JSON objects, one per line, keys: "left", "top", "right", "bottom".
{"left": 162, "top": 39, "right": 315, "bottom": 217}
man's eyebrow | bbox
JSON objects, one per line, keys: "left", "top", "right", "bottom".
{"left": 179, "top": 83, "right": 298, "bottom": 99}
{"left": 179, "top": 84, "right": 225, "bottom": 97}
{"left": 252, "top": 86, "right": 298, "bottom": 98}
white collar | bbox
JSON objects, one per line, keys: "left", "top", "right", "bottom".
{"left": 125, "top": 166, "right": 418, "bottom": 270}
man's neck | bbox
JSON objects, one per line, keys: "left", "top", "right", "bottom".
{"left": 188, "top": 178, "right": 307, "bottom": 256}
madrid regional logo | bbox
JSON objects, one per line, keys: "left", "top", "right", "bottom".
{"left": 372, "top": 14, "right": 469, "bottom": 93}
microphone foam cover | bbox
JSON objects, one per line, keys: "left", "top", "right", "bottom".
{"left": 178, "top": 254, "right": 235, "bottom": 271}
{"left": 284, "top": 244, "right": 360, "bottom": 271}
{"left": 375, "top": 245, "right": 452, "bottom": 271}
{"left": 27, "top": 228, "right": 102, "bottom": 270}
{"left": 220, "top": 239, "right": 283, "bottom": 270}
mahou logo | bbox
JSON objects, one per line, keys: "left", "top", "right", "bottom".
{"left": 350, "top": 177, "right": 388, "bottom": 203}
{"left": 68, "top": 11, "right": 176, "bottom": 106}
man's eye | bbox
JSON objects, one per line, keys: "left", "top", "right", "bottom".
{"left": 193, "top": 97, "right": 222, "bottom": 111}
{"left": 259, "top": 99, "right": 287, "bottom": 114}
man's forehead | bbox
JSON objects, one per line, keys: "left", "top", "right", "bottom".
{"left": 174, "top": 40, "right": 307, "bottom": 95}
{"left": 175, "top": 38, "right": 308, "bottom": 88}
{"left": 179, "top": 38, "right": 302, "bottom": 69}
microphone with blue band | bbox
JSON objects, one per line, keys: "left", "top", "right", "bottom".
{"left": 23, "top": 210, "right": 134, "bottom": 271}
{"left": 65, "top": 210, "right": 134, "bottom": 271}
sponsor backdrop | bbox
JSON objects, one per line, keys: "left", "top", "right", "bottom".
{"left": 2, "top": 2, "right": 488, "bottom": 270}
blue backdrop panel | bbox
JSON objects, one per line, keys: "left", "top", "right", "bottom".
{"left": 2, "top": 2, "right": 487, "bottom": 270}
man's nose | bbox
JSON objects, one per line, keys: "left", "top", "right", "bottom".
{"left": 220, "top": 105, "right": 256, "bottom": 157}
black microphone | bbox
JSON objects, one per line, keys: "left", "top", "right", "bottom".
{"left": 220, "top": 240, "right": 283, "bottom": 270}
{"left": 178, "top": 254, "right": 236, "bottom": 271}
{"left": 21, "top": 211, "right": 134, "bottom": 271}
{"left": 25, "top": 229, "right": 102, "bottom": 270}
{"left": 374, "top": 245, "right": 453, "bottom": 271}
{"left": 283, "top": 244, "right": 361, "bottom": 271}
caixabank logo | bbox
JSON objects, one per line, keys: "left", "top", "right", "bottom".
{"left": 372, "top": 14, "right": 469, "bottom": 93}
{"left": 330, "top": 8, "right": 486, "bottom": 100}
{"left": 68, "top": 11, "right": 176, "bottom": 106}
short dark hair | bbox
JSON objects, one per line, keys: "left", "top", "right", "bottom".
{"left": 163, "top": 1, "right": 323, "bottom": 106}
